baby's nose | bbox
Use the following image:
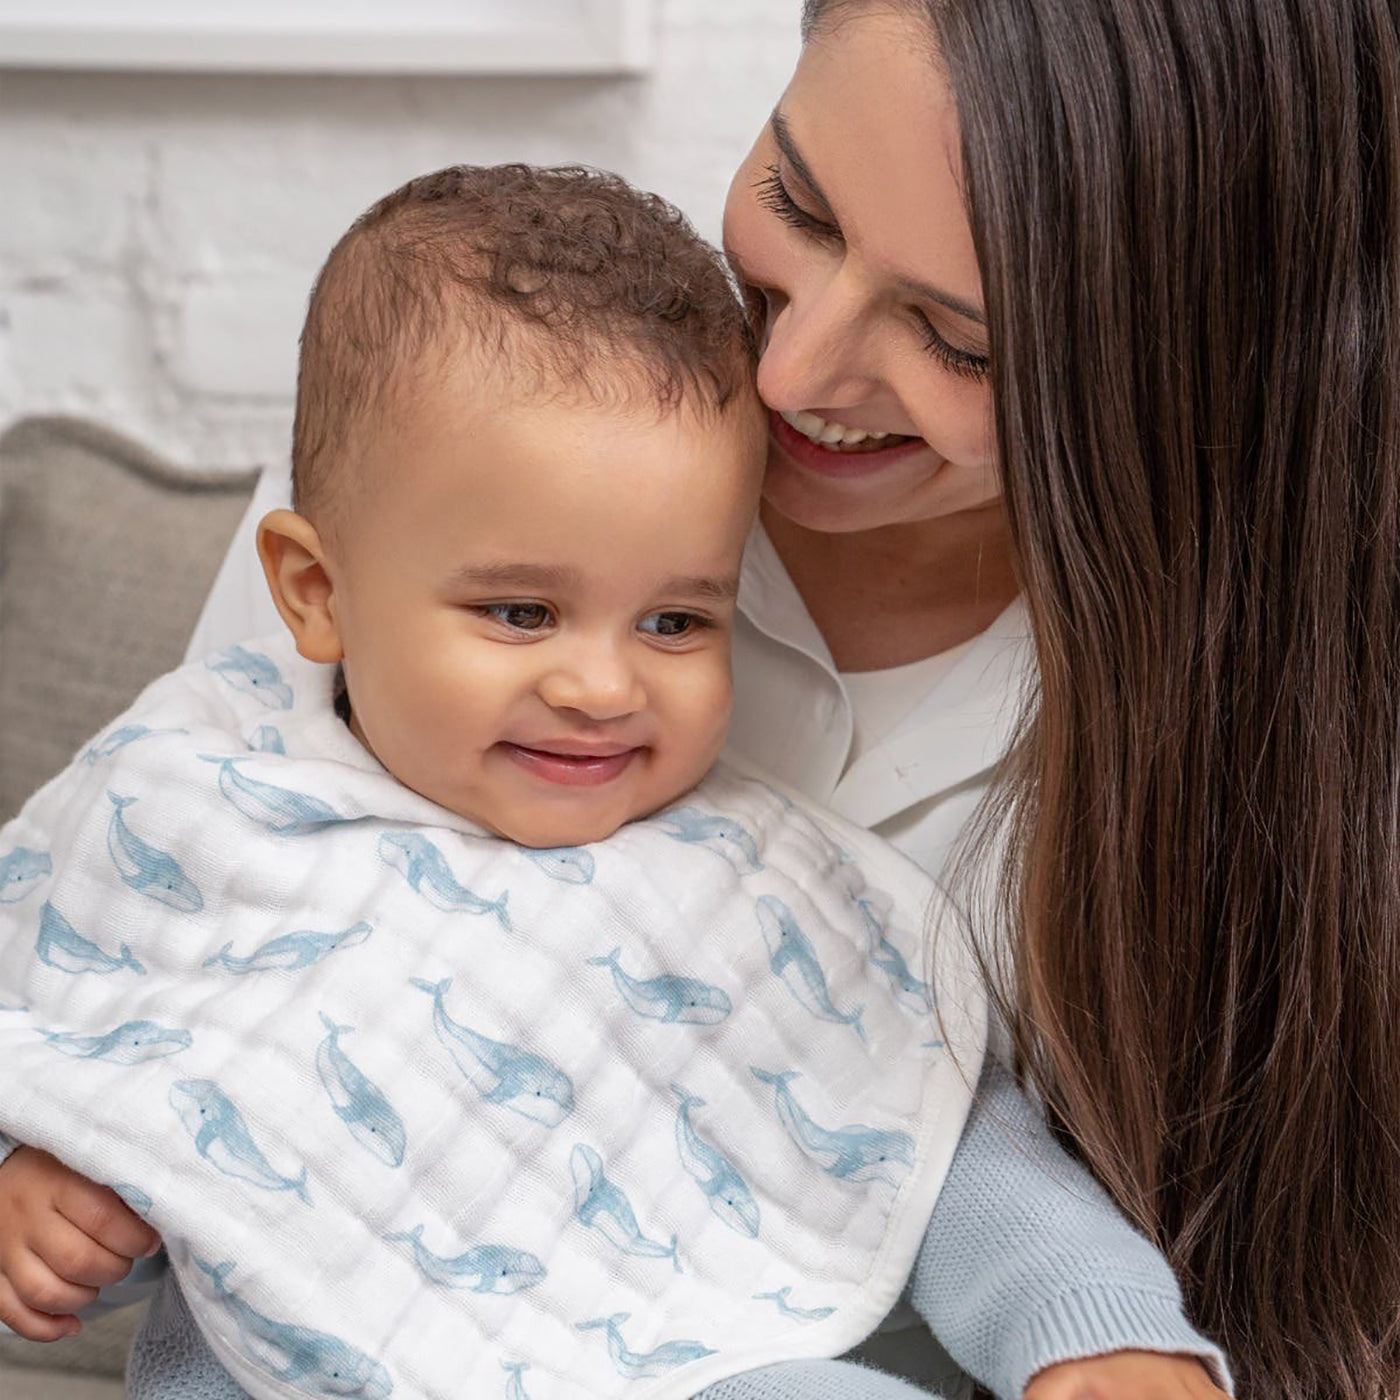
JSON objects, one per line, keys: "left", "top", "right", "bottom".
{"left": 538, "top": 649, "right": 644, "bottom": 721}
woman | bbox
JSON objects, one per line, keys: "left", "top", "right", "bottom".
{"left": 722, "top": 2, "right": 1399, "bottom": 1397}
{"left": 187, "top": 1, "right": 1399, "bottom": 1396}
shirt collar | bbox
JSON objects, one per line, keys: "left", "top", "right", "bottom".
{"left": 736, "top": 521, "right": 837, "bottom": 674}
{"left": 736, "top": 522, "right": 1035, "bottom": 826}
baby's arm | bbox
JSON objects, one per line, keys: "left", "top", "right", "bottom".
{"left": 0, "top": 1144, "right": 160, "bottom": 1341}
{"left": 909, "top": 1059, "right": 1231, "bottom": 1399}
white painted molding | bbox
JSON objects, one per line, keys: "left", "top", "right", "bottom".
{"left": 0, "top": 0, "right": 652, "bottom": 75}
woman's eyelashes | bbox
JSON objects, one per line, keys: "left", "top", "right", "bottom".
{"left": 754, "top": 162, "right": 991, "bottom": 383}
{"left": 915, "top": 310, "right": 991, "bottom": 382}
{"left": 755, "top": 163, "right": 839, "bottom": 240}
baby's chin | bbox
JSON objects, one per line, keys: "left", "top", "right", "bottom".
{"left": 482, "top": 784, "right": 704, "bottom": 850}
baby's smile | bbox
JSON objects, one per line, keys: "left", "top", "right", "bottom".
{"left": 497, "top": 739, "right": 646, "bottom": 789}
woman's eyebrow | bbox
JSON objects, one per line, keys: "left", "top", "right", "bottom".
{"left": 770, "top": 109, "right": 836, "bottom": 215}
{"left": 895, "top": 274, "right": 987, "bottom": 328}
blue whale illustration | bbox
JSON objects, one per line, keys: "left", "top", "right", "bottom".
{"left": 752, "top": 1069, "right": 914, "bottom": 1187}
{"left": 753, "top": 1286, "right": 836, "bottom": 1323}
{"left": 206, "top": 646, "right": 294, "bottom": 711}
{"left": 383, "top": 1225, "right": 545, "bottom": 1294}
{"left": 378, "top": 834, "right": 510, "bottom": 930}
{"left": 36, "top": 903, "right": 144, "bottom": 976}
{"left": 249, "top": 724, "right": 286, "bottom": 755}
{"left": 106, "top": 793, "right": 205, "bottom": 913}
{"left": 577, "top": 1313, "right": 715, "bottom": 1380}
{"left": 40, "top": 1019, "right": 191, "bottom": 1064}
{"left": 757, "top": 896, "right": 865, "bottom": 1042}
{"left": 81, "top": 724, "right": 187, "bottom": 764}
{"left": 410, "top": 978, "right": 573, "bottom": 1126}
{"left": 650, "top": 808, "right": 764, "bottom": 875}
{"left": 570, "top": 1144, "right": 681, "bottom": 1270}
{"left": 315, "top": 1014, "right": 406, "bottom": 1167}
{"left": 201, "top": 756, "right": 352, "bottom": 836}
{"left": 194, "top": 1258, "right": 391, "bottom": 1398}
{"left": 0, "top": 846, "right": 50, "bottom": 903}
{"left": 855, "top": 898, "right": 933, "bottom": 1013}
{"left": 587, "top": 948, "right": 732, "bottom": 1025}
{"left": 524, "top": 846, "right": 595, "bottom": 884}
{"left": 671, "top": 1083, "right": 760, "bottom": 1237}
{"left": 0, "top": 1001, "right": 27, "bottom": 1012}
{"left": 170, "top": 1080, "right": 311, "bottom": 1203}
{"left": 110, "top": 1183, "right": 154, "bottom": 1217}
{"left": 204, "top": 921, "right": 371, "bottom": 975}
{"left": 502, "top": 1361, "right": 530, "bottom": 1400}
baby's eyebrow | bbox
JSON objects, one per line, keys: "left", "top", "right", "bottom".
{"left": 661, "top": 575, "right": 740, "bottom": 603}
{"left": 444, "top": 562, "right": 582, "bottom": 592}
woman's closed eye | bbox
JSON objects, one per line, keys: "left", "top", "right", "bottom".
{"left": 755, "top": 163, "right": 840, "bottom": 241}
{"left": 914, "top": 309, "right": 991, "bottom": 382}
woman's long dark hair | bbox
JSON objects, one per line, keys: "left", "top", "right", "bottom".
{"left": 804, "top": 1, "right": 1400, "bottom": 1394}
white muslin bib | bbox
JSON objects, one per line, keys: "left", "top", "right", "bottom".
{"left": 0, "top": 634, "right": 985, "bottom": 1400}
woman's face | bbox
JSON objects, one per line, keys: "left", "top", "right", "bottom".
{"left": 723, "top": 6, "right": 998, "bottom": 536}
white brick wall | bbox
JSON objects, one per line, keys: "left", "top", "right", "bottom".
{"left": 0, "top": 2, "right": 800, "bottom": 473}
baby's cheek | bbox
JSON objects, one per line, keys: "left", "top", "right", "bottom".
{"left": 679, "top": 666, "right": 734, "bottom": 773}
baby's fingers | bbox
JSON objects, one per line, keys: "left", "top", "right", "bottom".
{"left": 2, "top": 1251, "right": 97, "bottom": 1329}
{"left": 0, "top": 1271, "right": 80, "bottom": 1342}
{"left": 55, "top": 1177, "right": 159, "bottom": 1261}
{"left": 34, "top": 1216, "right": 137, "bottom": 1290}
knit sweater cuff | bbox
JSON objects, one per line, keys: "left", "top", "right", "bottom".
{"left": 1002, "top": 1286, "right": 1235, "bottom": 1399}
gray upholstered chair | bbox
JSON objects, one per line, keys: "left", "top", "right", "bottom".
{"left": 0, "top": 415, "right": 258, "bottom": 1396}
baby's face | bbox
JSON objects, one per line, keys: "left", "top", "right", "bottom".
{"left": 323, "top": 375, "right": 765, "bottom": 848}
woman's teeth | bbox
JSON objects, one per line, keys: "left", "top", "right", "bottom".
{"left": 778, "top": 409, "right": 895, "bottom": 448}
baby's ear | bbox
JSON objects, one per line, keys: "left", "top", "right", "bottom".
{"left": 256, "top": 509, "right": 343, "bottom": 664}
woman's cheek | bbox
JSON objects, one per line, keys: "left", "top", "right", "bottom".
{"left": 900, "top": 367, "right": 997, "bottom": 478}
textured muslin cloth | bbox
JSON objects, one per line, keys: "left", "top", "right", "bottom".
{"left": 0, "top": 634, "right": 984, "bottom": 1400}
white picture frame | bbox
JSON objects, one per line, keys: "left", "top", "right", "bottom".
{"left": 0, "top": 0, "right": 652, "bottom": 75}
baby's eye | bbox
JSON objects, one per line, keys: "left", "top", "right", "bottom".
{"left": 478, "top": 602, "right": 553, "bottom": 632}
{"left": 639, "top": 611, "right": 706, "bottom": 639}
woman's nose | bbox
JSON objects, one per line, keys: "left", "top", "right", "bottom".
{"left": 537, "top": 645, "right": 645, "bottom": 722}
{"left": 754, "top": 268, "right": 879, "bottom": 413}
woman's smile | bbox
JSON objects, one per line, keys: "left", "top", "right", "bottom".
{"left": 769, "top": 408, "right": 932, "bottom": 479}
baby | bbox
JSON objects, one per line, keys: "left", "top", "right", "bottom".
{"left": 0, "top": 167, "right": 1228, "bottom": 1400}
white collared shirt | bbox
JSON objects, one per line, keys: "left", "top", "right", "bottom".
{"left": 727, "top": 525, "right": 1033, "bottom": 884}
{"left": 187, "top": 473, "right": 1034, "bottom": 888}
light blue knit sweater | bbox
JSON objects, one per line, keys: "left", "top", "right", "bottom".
{"left": 122, "top": 1061, "right": 1230, "bottom": 1400}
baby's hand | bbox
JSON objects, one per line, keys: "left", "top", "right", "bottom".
{"left": 1025, "top": 1350, "right": 1230, "bottom": 1399}
{"left": 0, "top": 1146, "right": 160, "bottom": 1341}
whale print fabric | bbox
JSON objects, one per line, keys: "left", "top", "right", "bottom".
{"left": 0, "top": 632, "right": 984, "bottom": 1400}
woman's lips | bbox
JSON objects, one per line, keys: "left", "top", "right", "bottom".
{"left": 501, "top": 743, "right": 640, "bottom": 787}
{"left": 769, "top": 409, "right": 929, "bottom": 477}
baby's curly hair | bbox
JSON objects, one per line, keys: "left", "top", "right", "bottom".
{"left": 292, "top": 164, "right": 758, "bottom": 524}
